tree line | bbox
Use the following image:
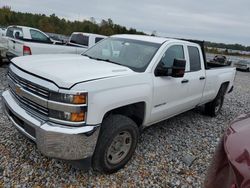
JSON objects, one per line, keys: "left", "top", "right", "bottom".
{"left": 0, "top": 6, "right": 145, "bottom": 36}
{"left": 0, "top": 6, "right": 250, "bottom": 52}
{"left": 205, "top": 41, "right": 250, "bottom": 52}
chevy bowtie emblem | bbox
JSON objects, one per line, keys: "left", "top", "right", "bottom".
{"left": 16, "top": 85, "right": 21, "bottom": 94}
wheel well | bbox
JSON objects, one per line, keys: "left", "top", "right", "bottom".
{"left": 103, "top": 102, "right": 146, "bottom": 127}
{"left": 218, "top": 82, "right": 230, "bottom": 97}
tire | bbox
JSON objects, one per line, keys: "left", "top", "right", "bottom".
{"left": 205, "top": 91, "right": 225, "bottom": 117}
{"left": 92, "top": 114, "right": 139, "bottom": 174}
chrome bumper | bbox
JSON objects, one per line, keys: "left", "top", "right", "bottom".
{"left": 2, "top": 90, "right": 100, "bottom": 160}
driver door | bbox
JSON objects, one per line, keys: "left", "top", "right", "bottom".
{"left": 150, "top": 44, "right": 191, "bottom": 124}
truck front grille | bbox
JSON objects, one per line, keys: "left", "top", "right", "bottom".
{"left": 8, "top": 69, "right": 49, "bottom": 99}
{"left": 8, "top": 69, "right": 49, "bottom": 119}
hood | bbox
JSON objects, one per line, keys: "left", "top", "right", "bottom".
{"left": 12, "top": 54, "right": 134, "bottom": 88}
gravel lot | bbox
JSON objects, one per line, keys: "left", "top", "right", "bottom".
{"left": 0, "top": 66, "right": 249, "bottom": 188}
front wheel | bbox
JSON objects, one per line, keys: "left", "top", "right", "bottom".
{"left": 92, "top": 114, "right": 139, "bottom": 174}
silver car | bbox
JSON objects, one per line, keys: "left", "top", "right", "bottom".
{"left": 234, "top": 60, "right": 250, "bottom": 72}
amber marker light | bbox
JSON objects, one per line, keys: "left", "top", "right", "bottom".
{"left": 73, "top": 94, "right": 86, "bottom": 104}
{"left": 70, "top": 112, "right": 85, "bottom": 122}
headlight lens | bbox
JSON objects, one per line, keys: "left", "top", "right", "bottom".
{"left": 49, "top": 109, "right": 85, "bottom": 122}
{"left": 49, "top": 92, "right": 87, "bottom": 104}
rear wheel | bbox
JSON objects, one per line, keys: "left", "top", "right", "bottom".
{"left": 92, "top": 114, "right": 139, "bottom": 174}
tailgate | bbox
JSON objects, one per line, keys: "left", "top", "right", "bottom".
{"left": 8, "top": 38, "right": 23, "bottom": 56}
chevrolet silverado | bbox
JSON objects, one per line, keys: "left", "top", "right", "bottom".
{"left": 2, "top": 34, "right": 236, "bottom": 173}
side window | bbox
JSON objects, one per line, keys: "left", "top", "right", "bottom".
{"left": 188, "top": 46, "right": 201, "bottom": 71}
{"left": 70, "top": 34, "right": 89, "bottom": 46}
{"left": 160, "top": 45, "right": 185, "bottom": 68}
{"left": 30, "top": 29, "right": 50, "bottom": 42}
{"left": 95, "top": 37, "right": 104, "bottom": 43}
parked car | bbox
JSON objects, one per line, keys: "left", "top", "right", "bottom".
{"left": 2, "top": 34, "right": 236, "bottom": 173}
{"left": 5, "top": 25, "right": 106, "bottom": 60}
{"left": 234, "top": 60, "right": 250, "bottom": 72}
{"left": 204, "top": 113, "right": 250, "bottom": 188}
{"left": 46, "top": 32, "right": 70, "bottom": 43}
{"left": 0, "top": 27, "right": 8, "bottom": 62}
{"left": 0, "top": 27, "right": 6, "bottom": 37}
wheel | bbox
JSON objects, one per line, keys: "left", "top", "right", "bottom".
{"left": 92, "top": 114, "right": 139, "bottom": 174}
{"left": 205, "top": 95, "right": 224, "bottom": 117}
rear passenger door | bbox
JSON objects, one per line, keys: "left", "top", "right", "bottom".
{"left": 185, "top": 45, "right": 206, "bottom": 107}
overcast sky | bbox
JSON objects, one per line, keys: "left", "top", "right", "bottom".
{"left": 1, "top": 0, "right": 250, "bottom": 45}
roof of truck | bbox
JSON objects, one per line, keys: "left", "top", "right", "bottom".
{"left": 112, "top": 34, "right": 189, "bottom": 44}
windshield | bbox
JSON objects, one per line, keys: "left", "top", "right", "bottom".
{"left": 83, "top": 37, "right": 161, "bottom": 72}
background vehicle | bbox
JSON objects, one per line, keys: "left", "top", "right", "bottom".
{"left": 2, "top": 35, "right": 236, "bottom": 173}
{"left": 0, "top": 27, "right": 8, "bottom": 62}
{"left": 6, "top": 26, "right": 106, "bottom": 59}
{"left": 204, "top": 113, "right": 250, "bottom": 188}
{"left": 46, "top": 32, "right": 70, "bottom": 43}
{"left": 208, "top": 55, "right": 232, "bottom": 67}
{"left": 234, "top": 60, "right": 250, "bottom": 72}
{"left": 68, "top": 32, "right": 107, "bottom": 48}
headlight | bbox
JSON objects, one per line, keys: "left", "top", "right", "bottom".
{"left": 48, "top": 91, "right": 87, "bottom": 125}
{"left": 49, "top": 92, "right": 87, "bottom": 104}
{"left": 49, "top": 109, "right": 85, "bottom": 122}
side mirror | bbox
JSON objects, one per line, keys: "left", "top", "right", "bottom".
{"left": 155, "top": 64, "right": 171, "bottom": 77}
{"left": 172, "top": 59, "right": 186, "bottom": 78}
{"left": 155, "top": 58, "right": 186, "bottom": 77}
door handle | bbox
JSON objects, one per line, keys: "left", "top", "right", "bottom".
{"left": 199, "top": 76, "right": 206, "bottom": 80}
{"left": 181, "top": 79, "right": 189, "bottom": 84}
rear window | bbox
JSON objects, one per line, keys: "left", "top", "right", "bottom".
{"left": 95, "top": 37, "right": 104, "bottom": 43}
{"left": 70, "top": 34, "right": 89, "bottom": 46}
{"left": 188, "top": 46, "right": 201, "bottom": 72}
{"left": 6, "top": 27, "right": 23, "bottom": 39}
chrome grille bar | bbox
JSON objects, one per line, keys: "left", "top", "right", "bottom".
{"left": 10, "top": 88, "right": 49, "bottom": 116}
{"left": 8, "top": 69, "right": 49, "bottom": 99}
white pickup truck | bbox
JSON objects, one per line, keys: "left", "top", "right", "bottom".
{"left": 6, "top": 26, "right": 106, "bottom": 59}
{"left": 2, "top": 34, "right": 236, "bottom": 173}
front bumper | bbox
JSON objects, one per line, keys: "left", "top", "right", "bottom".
{"left": 2, "top": 90, "right": 100, "bottom": 160}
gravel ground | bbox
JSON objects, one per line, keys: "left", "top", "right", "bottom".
{"left": 0, "top": 66, "right": 249, "bottom": 187}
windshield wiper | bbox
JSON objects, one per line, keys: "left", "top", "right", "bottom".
{"left": 82, "top": 55, "right": 129, "bottom": 69}
{"left": 83, "top": 55, "right": 123, "bottom": 65}
{"left": 100, "top": 59, "right": 124, "bottom": 66}
{"left": 82, "top": 54, "right": 94, "bottom": 59}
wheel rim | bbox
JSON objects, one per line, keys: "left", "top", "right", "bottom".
{"left": 215, "top": 97, "right": 222, "bottom": 113}
{"left": 106, "top": 131, "right": 133, "bottom": 165}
